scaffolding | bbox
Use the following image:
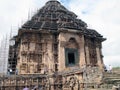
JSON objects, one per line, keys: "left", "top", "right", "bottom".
{"left": 0, "top": 35, "right": 9, "bottom": 75}
{"left": 0, "top": 27, "right": 18, "bottom": 75}
{"left": 7, "top": 28, "right": 18, "bottom": 75}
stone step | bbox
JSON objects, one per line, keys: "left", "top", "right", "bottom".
{"left": 104, "top": 74, "right": 120, "bottom": 77}
{"left": 103, "top": 72, "right": 120, "bottom": 85}
{"left": 103, "top": 73, "right": 120, "bottom": 78}
{"left": 104, "top": 72, "right": 120, "bottom": 75}
{"left": 88, "top": 88, "right": 112, "bottom": 90}
{"left": 104, "top": 79, "right": 120, "bottom": 82}
{"left": 104, "top": 77, "right": 120, "bottom": 79}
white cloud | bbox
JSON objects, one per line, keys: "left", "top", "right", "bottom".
{"left": 68, "top": 0, "right": 120, "bottom": 66}
{"left": 0, "top": 0, "right": 120, "bottom": 67}
{"left": 0, "top": 0, "right": 34, "bottom": 37}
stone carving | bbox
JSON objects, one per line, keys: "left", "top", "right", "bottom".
{"left": 7, "top": 0, "right": 106, "bottom": 90}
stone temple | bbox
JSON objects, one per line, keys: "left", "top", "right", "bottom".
{"left": 1, "top": 0, "right": 108, "bottom": 90}
{"left": 10, "top": 0, "right": 105, "bottom": 74}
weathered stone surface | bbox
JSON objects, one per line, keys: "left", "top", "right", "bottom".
{"left": 6, "top": 0, "right": 107, "bottom": 90}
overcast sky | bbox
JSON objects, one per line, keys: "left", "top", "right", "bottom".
{"left": 0, "top": 0, "right": 120, "bottom": 67}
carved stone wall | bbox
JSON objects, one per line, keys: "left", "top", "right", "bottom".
{"left": 58, "top": 29, "right": 86, "bottom": 71}
{"left": 0, "top": 66, "right": 104, "bottom": 90}
{"left": 16, "top": 29, "right": 104, "bottom": 74}
{"left": 17, "top": 31, "right": 56, "bottom": 74}
{"left": 84, "top": 37, "right": 104, "bottom": 71}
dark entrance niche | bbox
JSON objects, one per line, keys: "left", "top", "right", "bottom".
{"left": 68, "top": 53, "right": 75, "bottom": 65}
{"left": 65, "top": 48, "right": 79, "bottom": 67}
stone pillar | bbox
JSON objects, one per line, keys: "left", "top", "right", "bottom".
{"left": 58, "top": 31, "right": 68, "bottom": 71}
{"left": 79, "top": 35, "right": 86, "bottom": 67}
{"left": 85, "top": 46, "right": 90, "bottom": 65}
{"left": 17, "top": 39, "right": 23, "bottom": 75}
{"left": 44, "top": 39, "right": 53, "bottom": 74}
{"left": 58, "top": 40, "right": 66, "bottom": 71}
{"left": 96, "top": 46, "right": 104, "bottom": 71}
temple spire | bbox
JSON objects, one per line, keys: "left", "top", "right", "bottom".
{"left": 46, "top": 0, "right": 60, "bottom": 5}
{"left": 50, "top": 0, "right": 57, "bottom": 1}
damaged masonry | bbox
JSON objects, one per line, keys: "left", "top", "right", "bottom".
{"left": 3, "top": 0, "right": 120, "bottom": 90}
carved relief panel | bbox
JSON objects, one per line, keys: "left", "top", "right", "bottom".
{"left": 85, "top": 38, "right": 97, "bottom": 66}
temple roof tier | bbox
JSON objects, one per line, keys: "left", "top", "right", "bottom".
{"left": 21, "top": 0, "right": 105, "bottom": 40}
